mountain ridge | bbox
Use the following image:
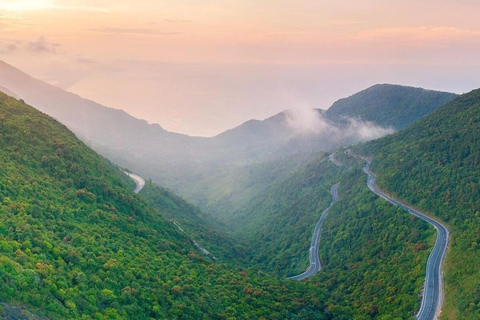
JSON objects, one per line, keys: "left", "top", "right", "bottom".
{"left": 354, "top": 87, "right": 480, "bottom": 318}
{"left": 0, "top": 90, "right": 336, "bottom": 319}
{"left": 325, "top": 83, "right": 457, "bottom": 130}
{"left": 0, "top": 59, "right": 459, "bottom": 236}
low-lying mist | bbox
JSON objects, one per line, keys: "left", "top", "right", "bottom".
{"left": 285, "top": 107, "right": 394, "bottom": 143}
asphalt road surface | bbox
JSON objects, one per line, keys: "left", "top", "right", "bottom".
{"left": 124, "top": 172, "right": 146, "bottom": 194}
{"left": 289, "top": 183, "right": 340, "bottom": 281}
{"left": 362, "top": 158, "right": 449, "bottom": 320}
{"left": 328, "top": 152, "right": 345, "bottom": 168}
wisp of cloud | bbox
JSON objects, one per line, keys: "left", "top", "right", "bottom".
{"left": 285, "top": 107, "right": 394, "bottom": 143}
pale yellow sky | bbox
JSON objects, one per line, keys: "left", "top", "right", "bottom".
{"left": 1, "top": 0, "right": 480, "bottom": 135}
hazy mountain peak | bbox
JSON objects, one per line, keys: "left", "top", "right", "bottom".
{"left": 325, "top": 83, "right": 457, "bottom": 129}
{"left": 0, "top": 61, "right": 458, "bottom": 198}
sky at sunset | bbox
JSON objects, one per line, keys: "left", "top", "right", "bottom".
{"left": 1, "top": 0, "right": 480, "bottom": 136}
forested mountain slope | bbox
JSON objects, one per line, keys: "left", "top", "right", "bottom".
{"left": 356, "top": 88, "right": 480, "bottom": 319}
{"left": 158, "top": 85, "right": 456, "bottom": 219}
{"left": 234, "top": 157, "right": 343, "bottom": 276}
{"left": 226, "top": 151, "right": 434, "bottom": 318}
{"left": 138, "top": 181, "right": 249, "bottom": 263}
{"left": 0, "top": 61, "right": 455, "bottom": 206}
{"left": 179, "top": 153, "right": 319, "bottom": 222}
{"left": 325, "top": 84, "right": 456, "bottom": 130}
{"left": 314, "top": 163, "right": 434, "bottom": 319}
{"left": 0, "top": 92, "right": 336, "bottom": 319}
{"left": 0, "top": 60, "right": 364, "bottom": 189}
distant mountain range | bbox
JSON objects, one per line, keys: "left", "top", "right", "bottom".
{"left": 2, "top": 58, "right": 478, "bottom": 319}
{"left": 0, "top": 60, "right": 457, "bottom": 200}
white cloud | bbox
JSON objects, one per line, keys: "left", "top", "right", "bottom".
{"left": 285, "top": 107, "right": 394, "bottom": 143}
{"left": 342, "top": 118, "right": 394, "bottom": 141}
{"left": 285, "top": 108, "right": 328, "bottom": 135}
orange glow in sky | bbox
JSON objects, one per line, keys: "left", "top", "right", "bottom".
{"left": 1, "top": 0, "right": 480, "bottom": 135}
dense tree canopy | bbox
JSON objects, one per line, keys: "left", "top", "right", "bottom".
{"left": 1, "top": 83, "right": 474, "bottom": 319}
{"left": 0, "top": 92, "right": 335, "bottom": 319}
{"left": 325, "top": 84, "right": 456, "bottom": 130}
{"left": 356, "top": 88, "right": 480, "bottom": 319}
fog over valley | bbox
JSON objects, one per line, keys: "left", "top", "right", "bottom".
{"left": 0, "top": 1, "right": 479, "bottom": 319}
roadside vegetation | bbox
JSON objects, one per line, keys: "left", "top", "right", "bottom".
{"left": 1, "top": 84, "right": 478, "bottom": 319}
{"left": 315, "top": 164, "right": 434, "bottom": 319}
{"left": 356, "top": 88, "right": 480, "bottom": 319}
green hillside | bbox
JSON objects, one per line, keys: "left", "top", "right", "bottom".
{"left": 235, "top": 157, "right": 342, "bottom": 276}
{"left": 0, "top": 92, "right": 336, "bottom": 319}
{"left": 0, "top": 62, "right": 457, "bottom": 213}
{"left": 224, "top": 152, "right": 434, "bottom": 318}
{"left": 138, "top": 181, "right": 249, "bottom": 263}
{"left": 314, "top": 165, "right": 434, "bottom": 319}
{"left": 178, "top": 153, "right": 318, "bottom": 224}
{"left": 355, "top": 88, "right": 480, "bottom": 319}
{"left": 326, "top": 84, "right": 457, "bottom": 130}
{"left": 165, "top": 85, "right": 456, "bottom": 235}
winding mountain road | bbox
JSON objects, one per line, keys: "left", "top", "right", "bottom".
{"left": 362, "top": 158, "right": 449, "bottom": 320}
{"left": 124, "top": 172, "right": 145, "bottom": 194}
{"left": 289, "top": 183, "right": 340, "bottom": 281}
{"left": 328, "top": 152, "right": 345, "bottom": 168}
